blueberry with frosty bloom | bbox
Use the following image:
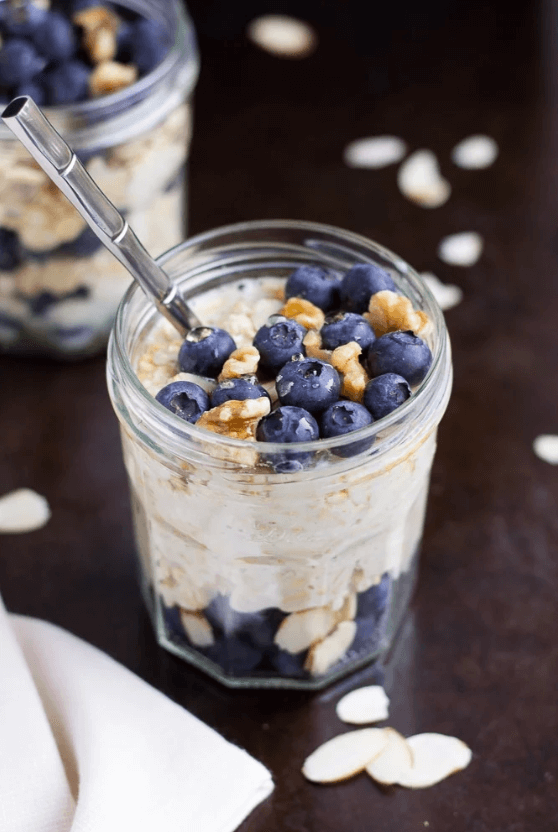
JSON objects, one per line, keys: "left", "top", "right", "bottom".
{"left": 363, "top": 373, "right": 411, "bottom": 420}
{"left": 365, "top": 330, "right": 432, "bottom": 386}
{"left": 179, "top": 326, "right": 237, "bottom": 378}
{"left": 253, "top": 315, "right": 306, "bottom": 375}
{"left": 256, "top": 405, "right": 319, "bottom": 473}
{"left": 340, "top": 263, "right": 397, "bottom": 313}
{"left": 276, "top": 357, "right": 341, "bottom": 414}
{"left": 210, "top": 378, "right": 270, "bottom": 408}
{"left": 320, "top": 311, "right": 376, "bottom": 351}
{"left": 285, "top": 265, "right": 342, "bottom": 312}
{"left": 155, "top": 380, "right": 209, "bottom": 423}
{"left": 320, "top": 400, "right": 374, "bottom": 457}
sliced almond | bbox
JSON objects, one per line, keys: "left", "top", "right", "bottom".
{"left": 168, "top": 372, "right": 217, "bottom": 395}
{"left": 302, "top": 727, "right": 390, "bottom": 783}
{"left": 343, "top": 136, "right": 408, "bottom": 169}
{"left": 366, "top": 728, "right": 413, "bottom": 784}
{"left": 0, "top": 488, "right": 51, "bottom": 534}
{"left": 305, "top": 620, "right": 357, "bottom": 676}
{"left": 274, "top": 606, "right": 336, "bottom": 654}
{"left": 336, "top": 685, "right": 390, "bottom": 725}
{"left": 451, "top": 135, "right": 499, "bottom": 169}
{"left": 437, "top": 232, "right": 483, "bottom": 267}
{"left": 247, "top": 14, "right": 318, "bottom": 59}
{"left": 533, "top": 434, "right": 558, "bottom": 465}
{"left": 395, "top": 733, "right": 472, "bottom": 788}
{"left": 397, "top": 150, "right": 451, "bottom": 208}
{"left": 420, "top": 272, "right": 463, "bottom": 311}
{"left": 179, "top": 610, "right": 215, "bottom": 647}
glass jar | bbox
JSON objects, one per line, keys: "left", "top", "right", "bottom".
{"left": 107, "top": 220, "right": 453, "bottom": 689}
{"left": 0, "top": 0, "right": 198, "bottom": 358}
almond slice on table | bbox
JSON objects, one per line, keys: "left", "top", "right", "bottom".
{"left": 394, "top": 733, "right": 472, "bottom": 788}
{"left": 437, "top": 232, "right": 483, "bottom": 266}
{"left": 336, "top": 685, "right": 390, "bottom": 725}
{"left": 420, "top": 272, "right": 463, "bottom": 311}
{"left": 397, "top": 150, "right": 451, "bottom": 208}
{"left": 302, "top": 728, "right": 391, "bottom": 783}
{"left": 0, "top": 488, "right": 51, "bottom": 533}
{"left": 365, "top": 728, "right": 414, "bottom": 785}
{"left": 451, "top": 135, "right": 499, "bottom": 169}
{"left": 533, "top": 434, "right": 558, "bottom": 464}
{"left": 343, "top": 136, "right": 408, "bottom": 169}
{"left": 247, "top": 15, "right": 318, "bottom": 59}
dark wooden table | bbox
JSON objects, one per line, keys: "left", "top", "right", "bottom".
{"left": 2, "top": 0, "right": 558, "bottom": 829}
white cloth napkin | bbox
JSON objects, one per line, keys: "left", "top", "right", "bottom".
{"left": 0, "top": 598, "right": 273, "bottom": 832}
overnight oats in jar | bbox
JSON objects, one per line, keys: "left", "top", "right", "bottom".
{"left": 107, "top": 221, "right": 452, "bottom": 689}
{"left": 0, "top": 0, "right": 198, "bottom": 357}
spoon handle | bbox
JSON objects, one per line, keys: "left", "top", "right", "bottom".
{"left": 1, "top": 96, "right": 200, "bottom": 335}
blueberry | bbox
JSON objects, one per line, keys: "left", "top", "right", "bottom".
{"left": 253, "top": 315, "right": 306, "bottom": 375}
{"left": 155, "top": 380, "right": 209, "bottom": 423}
{"left": 32, "top": 11, "right": 77, "bottom": 61}
{"left": 320, "top": 400, "right": 373, "bottom": 457}
{"left": 357, "top": 573, "right": 391, "bottom": 620}
{"left": 285, "top": 265, "right": 342, "bottom": 312}
{"left": 28, "top": 290, "right": 58, "bottom": 316}
{"left": 268, "top": 646, "right": 307, "bottom": 677}
{"left": 43, "top": 60, "right": 90, "bottom": 105}
{"left": 178, "top": 326, "right": 236, "bottom": 378}
{"left": 162, "top": 603, "right": 185, "bottom": 643}
{"left": 115, "top": 19, "right": 134, "bottom": 62}
{"left": 0, "top": 39, "right": 46, "bottom": 86}
{"left": 365, "top": 330, "right": 432, "bottom": 386}
{"left": 351, "top": 575, "right": 392, "bottom": 656}
{"left": 363, "top": 373, "right": 411, "bottom": 420}
{"left": 205, "top": 595, "right": 285, "bottom": 649}
{"left": 128, "top": 18, "right": 170, "bottom": 75}
{"left": 0, "top": 228, "right": 23, "bottom": 271}
{"left": 257, "top": 405, "right": 320, "bottom": 472}
{"left": 13, "top": 79, "right": 46, "bottom": 106}
{"left": 276, "top": 357, "right": 341, "bottom": 414}
{"left": 204, "top": 636, "right": 263, "bottom": 674}
{"left": 340, "top": 263, "right": 397, "bottom": 313}
{"left": 1, "top": 4, "right": 47, "bottom": 38}
{"left": 321, "top": 311, "right": 376, "bottom": 351}
{"left": 210, "top": 378, "right": 269, "bottom": 408}
{"left": 59, "top": 225, "right": 102, "bottom": 257}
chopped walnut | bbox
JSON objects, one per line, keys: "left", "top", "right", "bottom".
{"left": 303, "top": 330, "right": 332, "bottom": 362}
{"left": 74, "top": 6, "right": 120, "bottom": 34}
{"left": 89, "top": 61, "right": 138, "bottom": 97}
{"left": 365, "top": 290, "right": 431, "bottom": 338}
{"left": 280, "top": 297, "right": 325, "bottom": 331}
{"left": 218, "top": 345, "right": 260, "bottom": 380}
{"left": 74, "top": 6, "right": 119, "bottom": 63}
{"left": 196, "top": 396, "right": 270, "bottom": 440}
{"left": 330, "top": 341, "right": 369, "bottom": 403}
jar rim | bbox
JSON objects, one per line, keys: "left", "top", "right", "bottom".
{"left": 108, "top": 219, "right": 452, "bottom": 462}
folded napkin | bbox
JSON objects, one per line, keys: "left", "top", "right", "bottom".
{"left": 0, "top": 598, "right": 273, "bottom": 832}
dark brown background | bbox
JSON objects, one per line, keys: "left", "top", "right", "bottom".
{"left": 1, "top": 0, "right": 558, "bottom": 829}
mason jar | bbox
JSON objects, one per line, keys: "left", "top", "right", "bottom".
{"left": 107, "top": 220, "right": 453, "bottom": 689}
{"left": 0, "top": 0, "right": 198, "bottom": 358}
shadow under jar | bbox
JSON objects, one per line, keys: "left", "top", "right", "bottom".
{"left": 107, "top": 220, "right": 453, "bottom": 689}
{"left": 0, "top": 0, "right": 198, "bottom": 358}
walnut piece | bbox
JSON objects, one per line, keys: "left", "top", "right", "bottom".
{"left": 330, "top": 341, "right": 369, "bottom": 403}
{"left": 365, "top": 290, "right": 431, "bottom": 338}
{"left": 218, "top": 345, "right": 260, "bottom": 379}
{"left": 196, "top": 396, "right": 270, "bottom": 440}
{"left": 89, "top": 61, "right": 138, "bottom": 97}
{"left": 303, "top": 329, "right": 332, "bottom": 362}
{"left": 74, "top": 6, "right": 120, "bottom": 63}
{"left": 280, "top": 296, "right": 325, "bottom": 331}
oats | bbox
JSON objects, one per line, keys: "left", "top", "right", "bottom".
{"left": 397, "top": 150, "right": 451, "bottom": 208}
{"left": 437, "top": 232, "right": 483, "bottom": 266}
{"left": 420, "top": 272, "right": 463, "bottom": 311}
{"left": 302, "top": 728, "right": 390, "bottom": 783}
{"left": 219, "top": 346, "right": 260, "bottom": 379}
{"left": 274, "top": 606, "right": 337, "bottom": 654}
{"left": 305, "top": 620, "right": 357, "bottom": 676}
{"left": 247, "top": 14, "right": 318, "bottom": 59}
{"left": 196, "top": 396, "right": 270, "bottom": 440}
{"left": 533, "top": 434, "right": 558, "bottom": 464}
{"left": 343, "top": 136, "right": 408, "bottom": 169}
{"left": 451, "top": 135, "right": 499, "bottom": 169}
{"left": 365, "top": 290, "right": 431, "bottom": 338}
{"left": 336, "top": 685, "right": 390, "bottom": 725}
{"left": 395, "top": 733, "right": 472, "bottom": 788}
{"left": 280, "top": 296, "right": 325, "bottom": 330}
{"left": 365, "top": 728, "right": 414, "bottom": 784}
{"left": 179, "top": 610, "right": 215, "bottom": 647}
{"left": 168, "top": 373, "right": 217, "bottom": 395}
{"left": 0, "top": 488, "right": 51, "bottom": 534}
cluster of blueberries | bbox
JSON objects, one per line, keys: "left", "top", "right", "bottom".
{"left": 0, "top": 0, "right": 171, "bottom": 106}
{"left": 163, "top": 574, "right": 391, "bottom": 679}
{"left": 155, "top": 262, "right": 433, "bottom": 470}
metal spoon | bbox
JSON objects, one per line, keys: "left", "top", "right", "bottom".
{"left": 1, "top": 96, "right": 201, "bottom": 335}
